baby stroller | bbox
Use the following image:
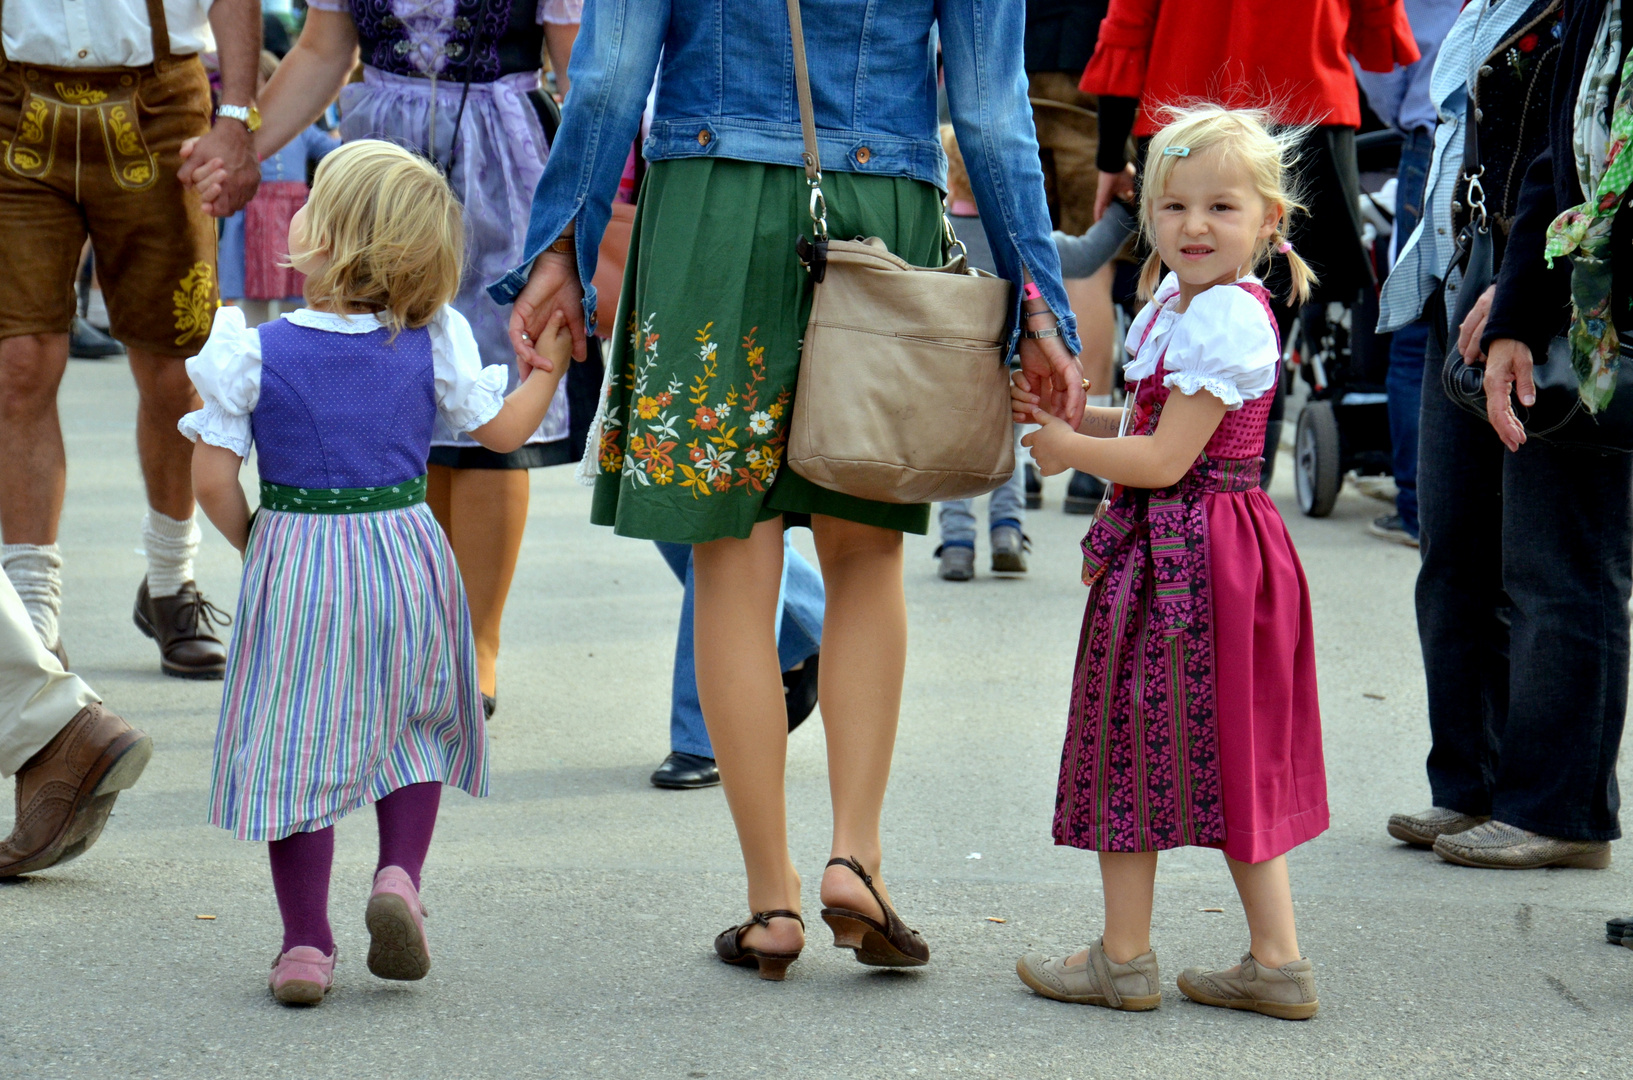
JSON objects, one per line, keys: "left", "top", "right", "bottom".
{"left": 1287, "top": 128, "right": 1402, "bottom": 517}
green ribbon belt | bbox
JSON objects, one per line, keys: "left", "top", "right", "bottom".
{"left": 259, "top": 474, "right": 428, "bottom": 515}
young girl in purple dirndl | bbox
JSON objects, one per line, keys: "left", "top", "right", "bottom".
{"left": 1010, "top": 106, "right": 1330, "bottom": 1021}
{"left": 181, "top": 141, "right": 573, "bottom": 1006}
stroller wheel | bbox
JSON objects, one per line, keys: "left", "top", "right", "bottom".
{"left": 1295, "top": 400, "right": 1341, "bottom": 517}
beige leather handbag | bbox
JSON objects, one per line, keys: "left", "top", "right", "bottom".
{"left": 782, "top": 0, "right": 1016, "bottom": 505}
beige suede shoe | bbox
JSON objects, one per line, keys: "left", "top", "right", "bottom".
{"left": 1177, "top": 953, "right": 1319, "bottom": 1020}
{"left": 1016, "top": 938, "right": 1161, "bottom": 1010}
{"left": 1386, "top": 806, "right": 1489, "bottom": 848}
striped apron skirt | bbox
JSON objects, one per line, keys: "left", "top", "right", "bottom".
{"left": 207, "top": 493, "right": 488, "bottom": 841}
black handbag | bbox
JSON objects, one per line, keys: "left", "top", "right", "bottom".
{"left": 1442, "top": 14, "right": 1633, "bottom": 451}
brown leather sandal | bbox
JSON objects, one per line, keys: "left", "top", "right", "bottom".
{"left": 820, "top": 856, "right": 929, "bottom": 967}
{"left": 713, "top": 909, "right": 804, "bottom": 981}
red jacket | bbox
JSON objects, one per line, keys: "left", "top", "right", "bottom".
{"left": 1081, "top": 0, "right": 1420, "bottom": 133}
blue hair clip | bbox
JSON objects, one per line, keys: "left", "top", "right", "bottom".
{"left": 1162, "top": 146, "right": 1191, "bottom": 157}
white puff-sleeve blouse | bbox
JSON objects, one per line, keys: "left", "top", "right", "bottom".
{"left": 177, "top": 306, "right": 509, "bottom": 455}
{"left": 1122, "top": 273, "right": 1279, "bottom": 410}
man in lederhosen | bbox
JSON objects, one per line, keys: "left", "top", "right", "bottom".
{"left": 0, "top": 0, "right": 261, "bottom": 679}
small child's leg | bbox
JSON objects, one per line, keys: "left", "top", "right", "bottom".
{"left": 367, "top": 782, "right": 441, "bottom": 981}
{"left": 375, "top": 781, "right": 442, "bottom": 888}
{"left": 1091, "top": 850, "right": 1158, "bottom": 964}
{"left": 268, "top": 826, "right": 336, "bottom": 955}
{"left": 1224, "top": 854, "right": 1301, "bottom": 967}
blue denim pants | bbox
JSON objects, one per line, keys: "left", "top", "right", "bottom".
{"left": 937, "top": 428, "right": 1027, "bottom": 547}
{"left": 655, "top": 537, "right": 825, "bottom": 758}
{"left": 1385, "top": 127, "right": 1435, "bottom": 537}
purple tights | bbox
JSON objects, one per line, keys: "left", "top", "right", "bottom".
{"left": 266, "top": 782, "right": 443, "bottom": 954}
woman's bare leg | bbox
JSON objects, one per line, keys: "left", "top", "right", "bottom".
{"left": 427, "top": 465, "right": 530, "bottom": 698}
{"left": 808, "top": 515, "right": 908, "bottom": 918}
{"left": 691, "top": 518, "right": 803, "bottom": 953}
{"left": 1225, "top": 854, "right": 1301, "bottom": 968}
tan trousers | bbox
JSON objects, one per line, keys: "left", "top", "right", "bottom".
{"left": 0, "top": 571, "right": 97, "bottom": 777}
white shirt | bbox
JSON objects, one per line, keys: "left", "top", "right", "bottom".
{"left": 1123, "top": 274, "right": 1279, "bottom": 410}
{"left": 2, "top": 0, "right": 217, "bottom": 69}
{"left": 177, "top": 306, "right": 509, "bottom": 458}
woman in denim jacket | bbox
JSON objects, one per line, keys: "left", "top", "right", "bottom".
{"left": 494, "top": 0, "right": 1081, "bottom": 977}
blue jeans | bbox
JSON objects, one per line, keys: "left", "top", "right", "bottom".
{"left": 655, "top": 537, "right": 825, "bottom": 759}
{"left": 1386, "top": 127, "right": 1434, "bottom": 537}
{"left": 937, "top": 429, "right": 1027, "bottom": 546}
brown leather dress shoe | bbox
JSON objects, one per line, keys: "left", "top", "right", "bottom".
{"left": 133, "top": 579, "right": 229, "bottom": 680}
{"left": 0, "top": 703, "right": 152, "bottom": 877}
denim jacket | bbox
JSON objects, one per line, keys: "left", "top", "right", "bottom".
{"left": 486, "top": 0, "right": 1080, "bottom": 357}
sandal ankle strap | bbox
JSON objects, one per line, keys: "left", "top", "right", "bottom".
{"left": 751, "top": 909, "right": 804, "bottom": 928}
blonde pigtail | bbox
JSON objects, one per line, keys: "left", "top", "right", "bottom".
{"left": 1136, "top": 249, "right": 1166, "bottom": 303}
{"left": 1273, "top": 227, "right": 1318, "bottom": 308}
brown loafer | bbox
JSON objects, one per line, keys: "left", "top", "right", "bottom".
{"left": 133, "top": 579, "right": 229, "bottom": 680}
{"left": 0, "top": 703, "right": 152, "bottom": 877}
{"left": 1386, "top": 806, "right": 1489, "bottom": 848}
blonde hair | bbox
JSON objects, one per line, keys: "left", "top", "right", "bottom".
{"left": 940, "top": 124, "right": 975, "bottom": 205}
{"left": 297, "top": 140, "right": 464, "bottom": 334}
{"left": 1136, "top": 104, "right": 1317, "bottom": 307}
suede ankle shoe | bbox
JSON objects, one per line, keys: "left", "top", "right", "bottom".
{"left": 1178, "top": 953, "right": 1319, "bottom": 1020}
{"left": 1016, "top": 939, "right": 1161, "bottom": 1010}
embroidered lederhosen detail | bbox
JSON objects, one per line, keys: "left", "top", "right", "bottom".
{"left": 0, "top": 0, "right": 171, "bottom": 190}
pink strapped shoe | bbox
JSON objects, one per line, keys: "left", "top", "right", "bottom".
{"left": 366, "top": 865, "right": 431, "bottom": 981}
{"left": 269, "top": 946, "right": 336, "bottom": 1005}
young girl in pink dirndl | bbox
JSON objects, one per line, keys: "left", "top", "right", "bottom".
{"left": 1011, "top": 106, "right": 1329, "bottom": 1021}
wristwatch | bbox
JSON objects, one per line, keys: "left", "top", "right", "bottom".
{"left": 216, "top": 103, "right": 262, "bottom": 132}
{"left": 546, "top": 235, "right": 576, "bottom": 255}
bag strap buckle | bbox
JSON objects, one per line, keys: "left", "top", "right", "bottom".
{"left": 797, "top": 235, "right": 829, "bottom": 283}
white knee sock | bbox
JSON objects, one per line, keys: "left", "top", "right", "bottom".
{"left": 142, "top": 510, "right": 200, "bottom": 598}
{"left": 1, "top": 543, "right": 63, "bottom": 650}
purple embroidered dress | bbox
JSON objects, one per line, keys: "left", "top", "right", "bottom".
{"left": 179, "top": 306, "right": 506, "bottom": 841}
{"left": 306, "top": 0, "right": 581, "bottom": 460}
{"left": 1053, "top": 276, "right": 1329, "bottom": 865}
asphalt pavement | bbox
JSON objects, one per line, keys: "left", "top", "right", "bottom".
{"left": 1, "top": 357, "right": 1629, "bottom": 1080}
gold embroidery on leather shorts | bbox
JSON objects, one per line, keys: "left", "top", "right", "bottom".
{"left": 54, "top": 82, "right": 109, "bottom": 106}
{"left": 4, "top": 80, "right": 157, "bottom": 191}
{"left": 172, "top": 262, "right": 215, "bottom": 346}
{"left": 6, "top": 97, "right": 56, "bottom": 176}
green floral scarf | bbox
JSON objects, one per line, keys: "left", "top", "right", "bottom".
{"left": 1544, "top": 28, "right": 1633, "bottom": 412}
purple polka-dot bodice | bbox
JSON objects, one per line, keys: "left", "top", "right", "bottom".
{"left": 251, "top": 319, "right": 437, "bottom": 489}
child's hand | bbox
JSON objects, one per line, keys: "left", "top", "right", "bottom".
{"left": 1020, "top": 407, "right": 1080, "bottom": 476}
{"left": 519, "top": 311, "right": 574, "bottom": 380}
{"left": 1011, "top": 370, "right": 1044, "bottom": 423}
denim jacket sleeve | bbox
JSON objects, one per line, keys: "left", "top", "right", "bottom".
{"left": 937, "top": 0, "right": 1080, "bottom": 356}
{"left": 485, "top": 0, "right": 668, "bottom": 326}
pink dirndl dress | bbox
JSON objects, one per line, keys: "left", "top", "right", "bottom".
{"left": 1052, "top": 275, "right": 1328, "bottom": 864}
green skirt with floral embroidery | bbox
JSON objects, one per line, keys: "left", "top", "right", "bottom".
{"left": 589, "top": 158, "right": 945, "bottom": 543}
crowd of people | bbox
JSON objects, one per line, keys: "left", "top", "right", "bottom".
{"left": 0, "top": 0, "right": 1628, "bottom": 1021}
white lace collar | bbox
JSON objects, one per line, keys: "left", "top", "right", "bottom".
{"left": 282, "top": 308, "right": 387, "bottom": 334}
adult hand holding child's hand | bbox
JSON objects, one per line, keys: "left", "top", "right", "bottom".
{"left": 518, "top": 312, "right": 574, "bottom": 382}
{"left": 1020, "top": 408, "right": 1078, "bottom": 477}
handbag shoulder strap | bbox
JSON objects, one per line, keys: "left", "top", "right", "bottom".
{"left": 785, "top": 0, "right": 831, "bottom": 241}
{"left": 786, "top": 0, "right": 821, "bottom": 182}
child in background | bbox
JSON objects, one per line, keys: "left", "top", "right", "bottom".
{"left": 180, "top": 140, "right": 573, "bottom": 1005}
{"left": 218, "top": 51, "right": 339, "bottom": 326}
{"left": 934, "top": 125, "right": 1031, "bottom": 581}
{"left": 1011, "top": 106, "right": 1329, "bottom": 1020}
